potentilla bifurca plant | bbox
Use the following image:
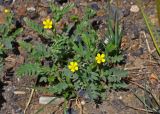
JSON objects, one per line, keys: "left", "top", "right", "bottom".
{"left": 0, "top": 8, "right": 23, "bottom": 73}
{"left": 16, "top": 2, "right": 127, "bottom": 101}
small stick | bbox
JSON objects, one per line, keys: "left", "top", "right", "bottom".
{"left": 14, "top": 91, "right": 26, "bottom": 95}
{"left": 126, "top": 105, "right": 153, "bottom": 113}
{"left": 130, "top": 81, "right": 160, "bottom": 107}
{"left": 24, "top": 88, "right": 35, "bottom": 114}
{"left": 124, "top": 66, "right": 146, "bottom": 70}
{"left": 142, "top": 31, "right": 151, "bottom": 54}
{"left": 76, "top": 98, "right": 83, "bottom": 114}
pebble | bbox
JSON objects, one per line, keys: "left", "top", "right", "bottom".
{"left": 0, "top": 0, "right": 15, "bottom": 6}
{"left": 129, "top": 25, "right": 139, "bottom": 40}
{"left": 27, "top": 7, "right": 39, "bottom": 19}
{"left": 90, "top": 2, "right": 100, "bottom": 11}
{"left": 104, "top": 38, "right": 109, "bottom": 44}
{"left": 24, "top": 36, "right": 33, "bottom": 42}
{"left": 131, "top": 47, "right": 144, "bottom": 57}
{"left": 39, "top": 96, "right": 64, "bottom": 105}
{"left": 130, "top": 5, "right": 139, "bottom": 13}
{"left": 111, "top": 99, "right": 126, "bottom": 111}
{"left": 122, "top": 8, "right": 130, "bottom": 17}
{"left": 66, "top": 108, "right": 78, "bottom": 114}
{"left": 28, "top": 11, "right": 39, "bottom": 19}
{"left": 27, "top": 7, "right": 36, "bottom": 12}
{"left": 81, "top": 100, "right": 85, "bottom": 105}
{"left": 14, "top": 91, "right": 26, "bottom": 95}
{"left": 39, "top": 10, "right": 48, "bottom": 17}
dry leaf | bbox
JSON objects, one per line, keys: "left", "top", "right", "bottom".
{"left": 149, "top": 73, "right": 159, "bottom": 85}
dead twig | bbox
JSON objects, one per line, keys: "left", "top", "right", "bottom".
{"left": 24, "top": 88, "right": 35, "bottom": 114}
{"left": 130, "top": 81, "right": 160, "bottom": 108}
{"left": 76, "top": 98, "right": 83, "bottom": 114}
{"left": 126, "top": 105, "right": 153, "bottom": 113}
{"left": 124, "top": 66, "right": 146, "bottom": 70}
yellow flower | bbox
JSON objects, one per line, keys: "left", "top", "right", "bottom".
{"left": 68, "top": 62, "right": 78, "bottom": 73}
{"left": 4, "top": 9, "right": 9, "bottom": 13}
{"left": 43, "top": 19, "right": 52, "bottom": 29}
{"left": 95, "top": 53, "right": 106, "bottom": 64}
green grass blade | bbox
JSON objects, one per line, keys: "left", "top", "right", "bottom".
{"left": 156, "top": 0, "right": 160, "bottom": 26}
{"left": 138, "top": 1, "right": 160, "bottom": 55}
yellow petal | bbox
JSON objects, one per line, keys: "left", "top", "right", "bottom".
{"left": 44, "top": 25, "right": 48, "bottom": 29}
{"left": 75, "top": 67, "right": 78, "bottom": 70}
{"left": 102, "top": 59, "right": 105, "bottom": 62}
{"left": 48, "top": 25, "right": 52, "bottom": 29}
{"left": 43, "top": 20, "right": 47, "bottom": 25}
{"left": 70, "top": 62, "right": 74, "bottom": 65}
{"left": 95, "top": 56, "right": 99, "bottom": 60}
{"left": 74, "top": 62, "right": 78, "bottom": 66}
{"left": 101, "top": 54, "right": 105, "bottom": 58}
{"left": 97, "top": 53, "right": 100, "bottom": 57}
{"left": 71, "top": 69, "right": 75, "bottom": 72}
{"left": 97, "top": 60, "right": 101, "bottom": 64}
{"left": 49, "top": 21, "right": 53, "bottom": 25}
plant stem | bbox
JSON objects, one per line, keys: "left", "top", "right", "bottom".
{"left": 156, "top": 0, "right": 160, "bottom": 26}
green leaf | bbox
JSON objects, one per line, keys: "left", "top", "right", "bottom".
{"left": 24, "top": 17, "right": 43, "bottom": 34}
{"left": 18, "top": 40, "right": 33, "bottom": 52}
{"left": 10, "top": 28, "right": 23, "bottom": 38}
{"left": 49, "top": 82, "right": 68, "bottom": 94}
{"left": 138, "top": 1, "right": 160, "bottom": 55}
{"left": 48, "top": 75, "right": 55, "bottom": 84}
{"left": 109, "top": 82, "right": 128, "bottom": 89}
{"left": 50, "top": 3, "right": 74, "bottom": 22}
{"left": 105, "top": 42, "right": 117, "bottom": 53}
{"left": 39, "top": 76, "right": 48, "bottom": 83}
{"left": 109, "top": 55, "right": 123, "bottom": 63}
{"left": 107, "top": 68, "right": 128, "bottom": 83}
{"left": 31, "top": 43, "right": 50, "bottom": 61}
{"left": 2, "top": 38, "right": 13, "bottom": 49}
{"left": 16, "top": 63, "right": 41, "bottom": 77}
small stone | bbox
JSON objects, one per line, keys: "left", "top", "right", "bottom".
{"left": 27, "top": 7, "right": 39, "bottom": 19}
{"left": 27, "top": 10, "right": 39, "bottom": 19}
{"left": 129, "top": 25, "right": 139, "bottom": 40}
{"left": 90, "top": 2, "right": 100, "bottom": 11}
{"left": 81, "top": 100, "right": 85, "bottom": 105}
{"left": 122, "top": 8, "right": 130, "bottom": 17}
{"left": 39, "top": 10, "right": 48, "bottom": 17}
{"left": 66, "top": 108, "right": 78, "bottom": 114}
{"left": 131, "top": 47, "right": 144, "bottom": 57}
{"left": 14, "top": 91, "right": 26, "bottom": 95}
{"left": 27, "top": 7, "right": 36, "bottom": 12}
{"left": 0, "top": 0, "right": 15, "bottom": 6}
{"left": 111, "top": 99, "right": 125, "bottom": 111}
{"left": 104, "top": 38, "right": 109, "bottom": 44}
{"left": 39, "top": 96, "right": 64, "bottom": 105}
{"left": 24, "top": 36, "right": 33, "bottom": 42}
{"left": 130, "top": 5, "right": 139, "bottom": 13}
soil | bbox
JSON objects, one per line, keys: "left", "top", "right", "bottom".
{"left": 0, "top": 0, "right": 160, "bottom": 114}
